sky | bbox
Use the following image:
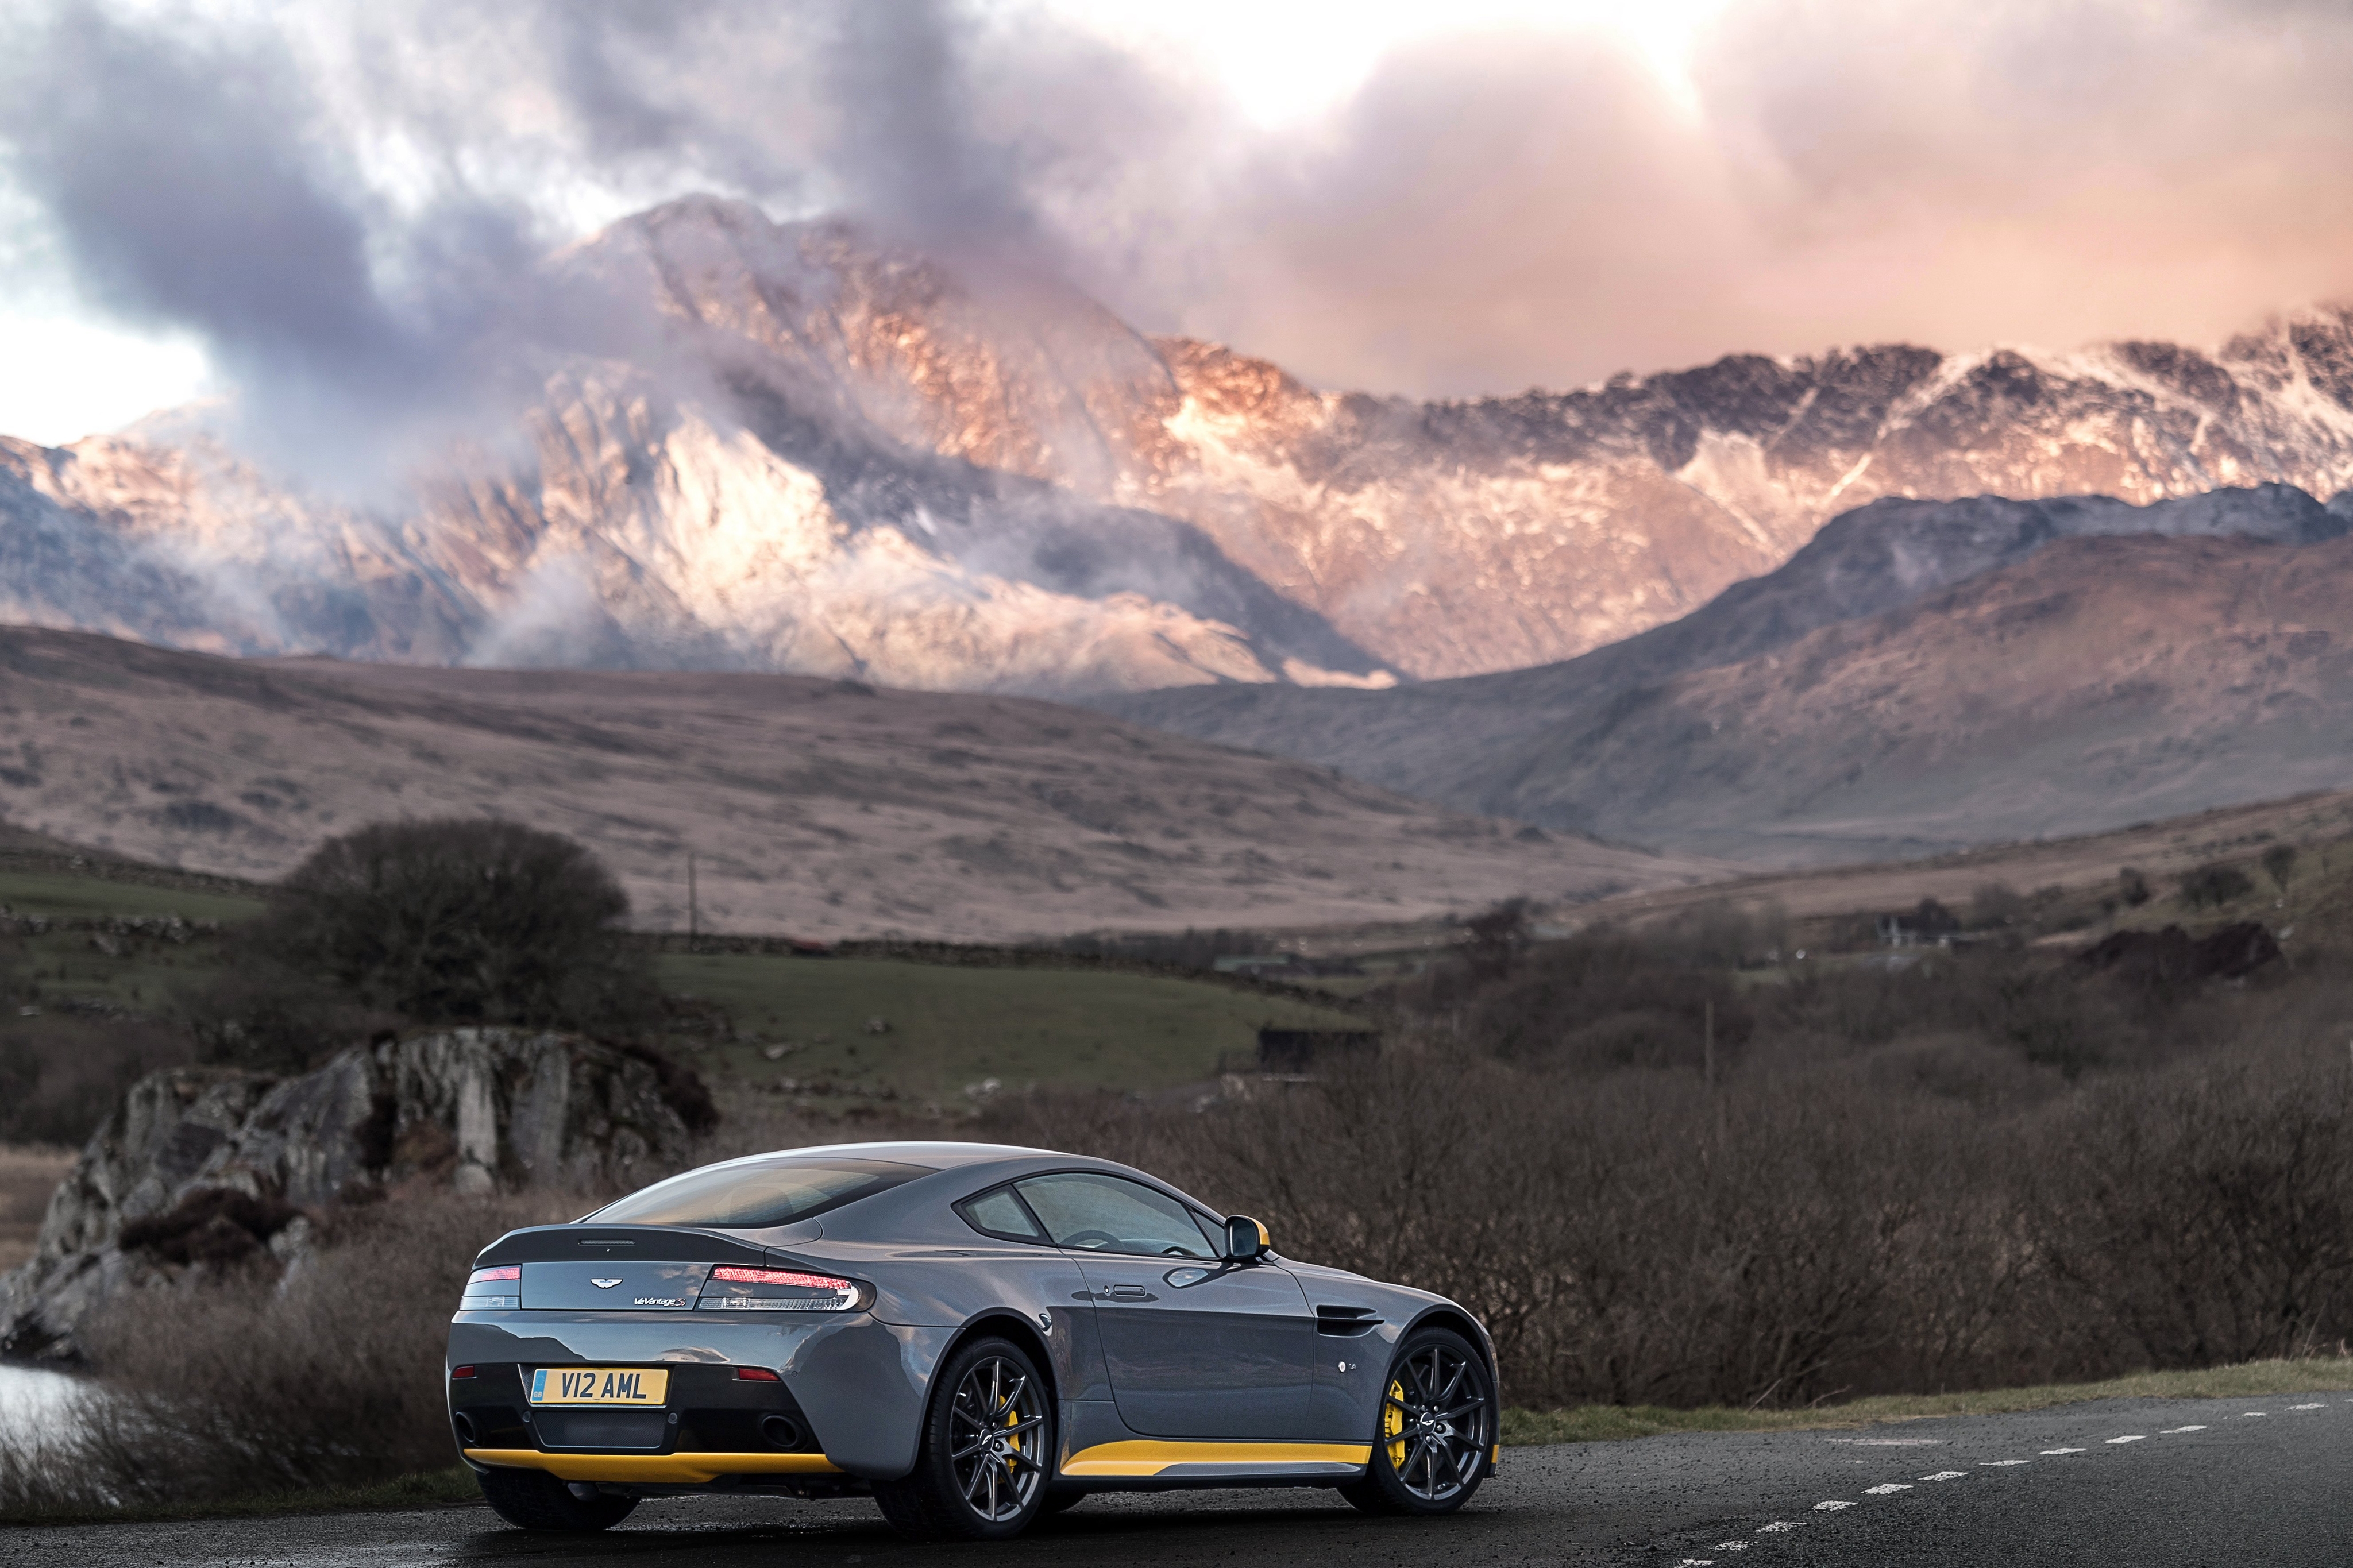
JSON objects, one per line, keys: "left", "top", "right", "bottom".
{"left": 1, "top": 0, "right": 2348, "bottom": 448}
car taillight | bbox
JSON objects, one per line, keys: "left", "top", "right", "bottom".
{"left": 700, "top": 1265, "right": 865, "bottom": 1312}
{"left": 449, "top": 1365, "right": 476, "bottom": 1380}
{"left": 711, "top": 1267, "right": 849, "bottom": 1289}
{"left": 735, "top": 1366, "right": 781, "bottom": 1382}
{"left": 458, "top": 1264, "right": 522, "bottom": 1311}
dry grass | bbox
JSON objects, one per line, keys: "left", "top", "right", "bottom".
{"left": 0, "top": 627, "right": 1714, "bottom": 943}
{"left": 0, "top": 1145, "right": 74, "bottom": 1273}
{"left": 0, "top": 1188, "right": 589, "bottom": 1522}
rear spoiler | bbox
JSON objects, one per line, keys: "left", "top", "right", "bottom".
{"left": 473, "top": 1224, "right": 773, "bottom": 1268}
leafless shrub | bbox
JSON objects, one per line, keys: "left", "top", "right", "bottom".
{"left": 2034, "top": 1039, "right": 2353, "bottom": 1369}
{"left": 990, "top": 1014, "right": 2353, "bottom": 1409}
{"left": 0, "top": 1189, "right": 582, "bottom": 1516}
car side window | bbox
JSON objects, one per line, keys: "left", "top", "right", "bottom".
{"left": 955, "top": 1184, "right": 1047, "bottom": 1243}
{"left": 1015, "top": 1173, "right": 1218, "bottom": 1258}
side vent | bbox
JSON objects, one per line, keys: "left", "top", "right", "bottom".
{"left": 1316, "top": 1304, "right": 1382, "bottom": 1337}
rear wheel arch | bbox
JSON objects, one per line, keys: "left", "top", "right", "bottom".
{"left": 940, "top": 1311, "right": 1059, "bottom": 1411}
{"left": 877, "top": 1324, "right": 1058, "bottom": 1539}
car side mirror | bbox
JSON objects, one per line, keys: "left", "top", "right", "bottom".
{"left": 1223, "top": 1215, "right": 1270, "bottom": 1262}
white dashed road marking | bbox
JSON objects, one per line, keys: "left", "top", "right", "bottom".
{"left": 1713, "top": 1397, "right": 2343, "bottom": 1561}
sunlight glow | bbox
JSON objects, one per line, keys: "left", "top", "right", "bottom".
{"left": 1044, "top": 0, "right": 1731, "bottom": 126}
{"left": 0, "top": 310, "right": 213, "bottom": 446}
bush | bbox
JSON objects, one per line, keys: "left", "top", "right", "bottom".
{"left": 984, "top": 1030, "right": 2353, "bottom": 1409}
{"left": 1968, "top": 880, "right": 2027, "bottom": 929}
{"left": 2180, "top": 862, "right": 2255, "bottom": 910}
{"left": 252, "top": 820, "right": 658, "bottom": 1034}
{"left": 0, "top": 1189, "right": 583, "bottom": 1516}
{"left": 0, "top": 1017, "right": 183, "bottom": 1145}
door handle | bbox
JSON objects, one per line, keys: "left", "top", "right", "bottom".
{"left": 1104, "top": 1284, "right": 1158, "bottom": 1301}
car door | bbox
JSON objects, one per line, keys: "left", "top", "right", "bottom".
{"left": 1015, "top": 1171, "right": 1314, "bottom": 1440}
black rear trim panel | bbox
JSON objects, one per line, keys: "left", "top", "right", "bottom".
{"left": 474, "top": 1225, "right": 772, "bottom": 1268}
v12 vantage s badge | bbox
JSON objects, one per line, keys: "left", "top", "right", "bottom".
{"left": 449, "top": 1144, "right": 1499, "bottom": 1543}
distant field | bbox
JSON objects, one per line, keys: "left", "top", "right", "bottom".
{"left": 659, "top": 953, "right": 1365, "bottom": 1104}
{"left": 1577, "top": 787, "right": 2353, "bottom": 934}
{"left": 0, "top": 869, "right": 265, "bottom": 925}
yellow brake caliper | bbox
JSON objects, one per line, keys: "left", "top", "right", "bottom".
{"left": 1383, "top": 1377, "right": 1409, "bottom": 1469}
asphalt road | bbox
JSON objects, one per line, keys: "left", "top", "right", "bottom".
{"left": 8, "top": 1392, "right": 2348, "bottom": 1566}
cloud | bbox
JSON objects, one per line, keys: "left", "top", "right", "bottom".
{"left": 1121, "top": 0, "right": 2353, "bottom": 393}
{"left": 3, "top": 0, "right": 2350, "bottom": 470}
{"left": 0, "top": 3, "right": 558, "bottom": 485}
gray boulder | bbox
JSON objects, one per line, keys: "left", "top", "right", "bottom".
{"left": 0, "top": 1028, "right": 695, "bottom": 1361}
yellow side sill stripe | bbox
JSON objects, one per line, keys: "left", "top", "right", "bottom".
{"left": 1060, "top": 1440, "right": 1371, "bottom": 1477}
{"left": 465, "top": 1448, "right": 843, "bottom": 1483}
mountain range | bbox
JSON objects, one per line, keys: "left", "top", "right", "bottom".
{"left": 7, "top": 195, "right": 2353, "bottom": 698}
{"left": 1108, "top": 484, "right": 2353, "bottom": 863}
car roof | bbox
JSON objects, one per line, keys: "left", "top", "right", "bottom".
{"left": 700, "top": 1140, "right": 1066, "bottom": 1172}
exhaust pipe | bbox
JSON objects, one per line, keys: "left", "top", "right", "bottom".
{"left": 760, "top": 1414, "right": 804, "bottom": 1449}
{"left": 451, "top": 1411, "right": 479, "bottom": 1445}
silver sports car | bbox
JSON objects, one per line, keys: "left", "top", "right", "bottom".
{"left": 448, "top": 1141, "right": 1499, "bottom": 1540}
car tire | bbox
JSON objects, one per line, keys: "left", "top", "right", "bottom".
{"left": 874, "top": 1334, "right": 1056, "bottom": 1541}
{"left": 474, "top": 1466, "right": 639, "bottom": 1531}
{"left": 1340, "top": 1325, "right": 1495, "bottom": 1517}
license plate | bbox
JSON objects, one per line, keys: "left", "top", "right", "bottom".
{"left": 528, "top": 1367, "right": 670, "bottom": 1405}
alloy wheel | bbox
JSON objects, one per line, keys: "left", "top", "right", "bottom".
{"left": 947, "top": 1354, "right": 1046, "bottom": 1523}
{"left": 1380, "top": 1339, "right": 1491, "bottom": 1502}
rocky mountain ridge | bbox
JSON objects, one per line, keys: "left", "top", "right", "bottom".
{"left": 6, "top": 195, "right": 2353, "bottom": 694}
{"left": 1106, "top": 484, "right": 2353, "bottom": 863}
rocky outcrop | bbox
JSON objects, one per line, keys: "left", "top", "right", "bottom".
{"left": 0, "top": 1028, "right": 693, "bottom": 1362}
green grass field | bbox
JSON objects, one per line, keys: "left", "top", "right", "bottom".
{"left": 1, "top": 870, "right": 261, "bottom": 1017}
{"left": 659, "top": 952, "right": 1365, "bottom": 1102}
{"left": 0, "top": 869, "right": 265, "bottom": 925}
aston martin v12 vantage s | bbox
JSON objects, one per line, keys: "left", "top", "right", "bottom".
{"left": 448, "top": 1142, "right": 1499, "bottom": 1540}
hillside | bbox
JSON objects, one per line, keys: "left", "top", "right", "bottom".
{"left": 4, "top": 196, "right": 2352, "bottom": 694}
{"left": 0, "top": 626, "right": 1715, "bottom": 939}
{"left": 1110, "top": 486, "right": 2353, "bottom": 863}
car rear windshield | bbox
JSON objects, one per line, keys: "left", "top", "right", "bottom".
{"left": 584, "top": 1157, "right": 930, "bottom": 1230}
